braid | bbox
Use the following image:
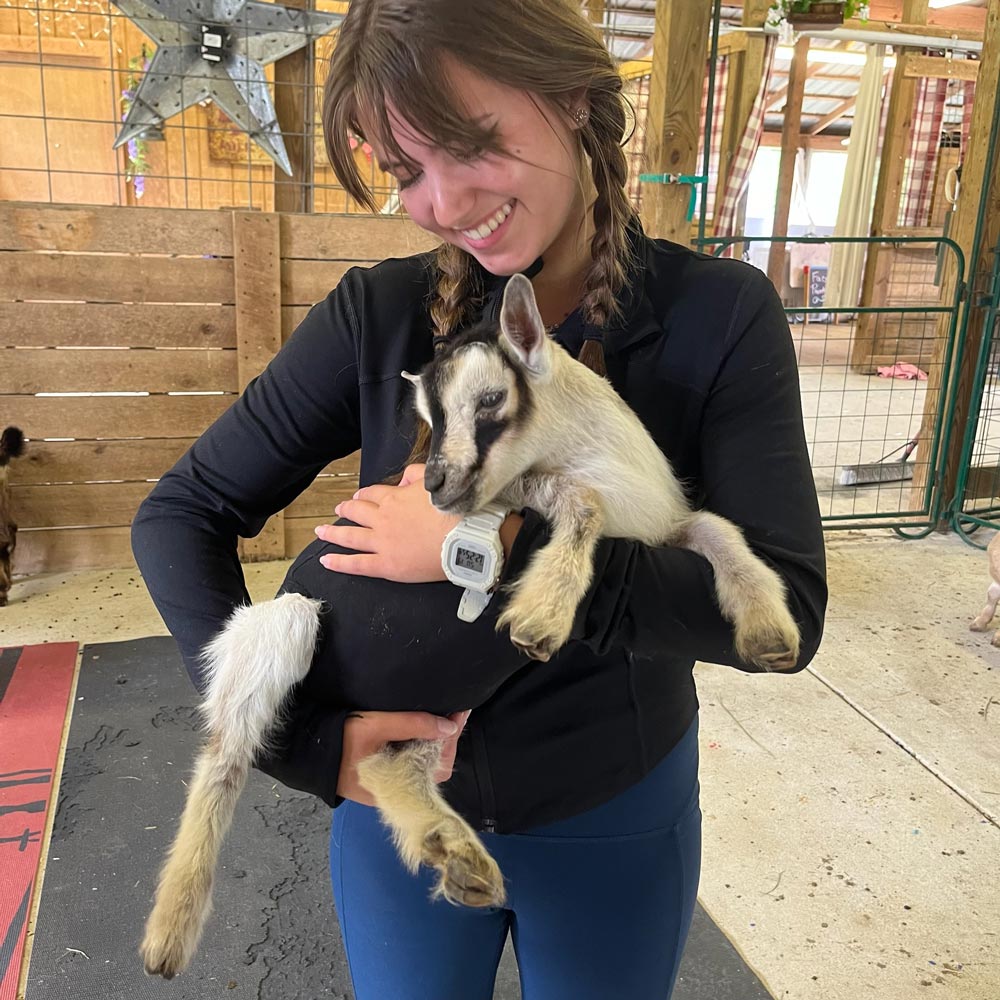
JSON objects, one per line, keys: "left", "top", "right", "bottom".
{"left": 579, "top": 87, "right": 636, "bottom": 378}
{"left": 429, "top": 242, "right": 479, "bottom": 340}
{"left": 406, "top": 242, "right": 482, "bottom": 465}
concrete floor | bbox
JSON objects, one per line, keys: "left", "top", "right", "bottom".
{"left": 2, "top": 528, "right": 999, "bottom": 1000}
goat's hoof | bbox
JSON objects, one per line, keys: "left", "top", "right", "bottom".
{"left": 736, "top": 615, "right": 800, "bottom": 673}
{"left": 509, "top": 632, "right": 557, "bottom": 662}
{"left": 422, "top": 825, "right": 506, "bottom": 909}
{"left": 140, "top": 925, "right": 194, "bottom": 980}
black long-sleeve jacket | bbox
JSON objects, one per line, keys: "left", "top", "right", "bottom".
{"left": 131, "top": 227, "right": 827, "bottom": 833}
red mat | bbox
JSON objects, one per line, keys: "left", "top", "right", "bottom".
{"left": 0, "top": 643, "right": 78, "bottom": 1000}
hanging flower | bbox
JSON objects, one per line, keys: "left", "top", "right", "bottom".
{"left": 121, "top": 52, "right": 151, "bottom": 199}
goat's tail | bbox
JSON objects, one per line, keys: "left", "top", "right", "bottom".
{"left": 140, "top": 593, "right": 322, "bottom": 979}
{"left": 0, "top": 427, "right": 25, "bottom": 467}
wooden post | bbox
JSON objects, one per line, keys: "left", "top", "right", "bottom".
{"left": 915, "top": 0, "right": 1000, "bottom": 519}
{"left": 766, "top": 35, "right": 809, "bottom": 289}
{"left": 851, "top": 0, "right": 929, "bottom": 370}
{"left": 274, "top": 0, "right": 315, "bottom": 214}
{"left": 233, "top": 211, "right": 286, "bottom": 560}
{"left": 640, "top": 0, "right": 713, "bottom": 245}
{"left": 714, "top": 0, "right": 771, "bottom": 231}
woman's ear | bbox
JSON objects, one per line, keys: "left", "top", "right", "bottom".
{"left": 563, "top": 87, "right": 590, "bottom": 129}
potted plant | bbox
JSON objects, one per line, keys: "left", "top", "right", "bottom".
{"left": 767, "top": 1, "right": 869, "bottom": 31}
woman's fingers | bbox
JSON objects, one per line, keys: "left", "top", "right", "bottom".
{"left": 314, "top": 524, "right": 375, "bottom": 552}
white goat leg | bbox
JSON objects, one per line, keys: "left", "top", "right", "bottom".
{"left": 497, "top": 474, "right": 605, "bottom": 661}
{"left": 357, "top": 740, "right": 506, "bottom": 907}
{"left": 140, "top": 593, "right": 321, "bottom": 978}
{"left": 676, "top": 511, "right": 800, "bottom": 671}
{"left": 970, "top": 581, "right": 1000, "bottom": 633}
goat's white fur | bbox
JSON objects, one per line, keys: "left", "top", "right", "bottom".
{"left": 141, "top": 274, "right": 800, "bottom": 978}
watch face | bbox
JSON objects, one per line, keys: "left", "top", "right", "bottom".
{"left": 455, "top": 546, "right": 486, "bottom": 573}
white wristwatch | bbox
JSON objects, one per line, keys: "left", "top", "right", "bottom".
{"left": 441, "top": 501, "right": 510, "bottom": 622}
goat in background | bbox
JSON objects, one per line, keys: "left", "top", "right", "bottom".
{"left": 0, "top": 427, "right": 25, "bottom": 607}
{"left": 140, "top": 275, "right": 800, "bottom": 978}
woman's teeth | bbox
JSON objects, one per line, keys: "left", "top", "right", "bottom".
{"left": 461, "top": 202, "right": 513, "bottom": 241}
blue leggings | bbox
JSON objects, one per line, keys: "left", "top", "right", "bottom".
{"left": 330, "top": 718, "right": 701, "bottom": 1000}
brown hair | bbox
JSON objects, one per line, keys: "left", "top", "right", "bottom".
{"left": 322, "top": 0, "right": 635, "bottom": 459}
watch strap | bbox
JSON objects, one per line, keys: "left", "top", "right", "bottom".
{"left": 457, "top": 587, "right": 494, "bottom": 623}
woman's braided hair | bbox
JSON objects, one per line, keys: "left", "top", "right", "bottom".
{"left": 323, "top": 0, "right": 636, "bottom": 458}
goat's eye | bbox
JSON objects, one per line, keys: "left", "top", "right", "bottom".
{"left": 478, "top": 390, "right": 506, "bottom": 410}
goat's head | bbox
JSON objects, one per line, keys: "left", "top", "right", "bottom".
{"left": 404, "top": 273, "right": 552, "bottom": 514}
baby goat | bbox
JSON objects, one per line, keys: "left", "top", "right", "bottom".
{"left": 140, "top": 275, "right": 800, "bottom": 978}
{"left": 0, "top": 427, "right": 25, "bottom": 607}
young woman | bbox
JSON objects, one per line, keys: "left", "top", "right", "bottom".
{"left": 132, "top": 1, "right": 827, "bottom": 997}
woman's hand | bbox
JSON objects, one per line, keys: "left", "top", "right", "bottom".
{"left": 315, "top": 463, "right": 524, "bottom": 582}
{"left": 315, "top": 464, "right": 460, "bottom": 582}
{"left": 338, "top": 709, "right": 472, "bottom": 806}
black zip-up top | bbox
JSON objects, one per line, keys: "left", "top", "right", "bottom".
{"left": 131, "top": 227, "right": 827, "bottom": 833}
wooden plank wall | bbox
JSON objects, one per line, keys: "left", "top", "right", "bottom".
{"left": 1, "top": 202, "right": 438, "bottom": 575}
{"left": 850, "top": 240, "right": 954, "bottom": 373}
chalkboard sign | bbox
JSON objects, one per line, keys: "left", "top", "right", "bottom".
{"left": 807, "top": 265, "right": 828, "bottom": 323}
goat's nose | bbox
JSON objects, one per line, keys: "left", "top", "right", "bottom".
{"left": 424, "top": 464, "right": 446, "bottom": 495}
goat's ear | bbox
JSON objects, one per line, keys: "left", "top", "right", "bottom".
{"left": 499, "top": 273, "right": 548, "bottom": 375}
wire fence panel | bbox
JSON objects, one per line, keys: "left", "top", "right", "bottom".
{"left": 698, "top": 235, "right": 966, "bottom": 533}
{"left": 951, "top": 240, "right": 1000, "bottom": 543}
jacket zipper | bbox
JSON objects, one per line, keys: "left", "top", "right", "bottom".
{"left": 470, "top": 719, "right": 498, "bottom": 833}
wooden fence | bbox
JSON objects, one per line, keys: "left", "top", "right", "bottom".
{"left": 1, "top": 202, "right": 437, "bottom": 576}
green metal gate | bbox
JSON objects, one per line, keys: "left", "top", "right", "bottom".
{"left": 697, "top": 235, "right": 966, "bottom": 533}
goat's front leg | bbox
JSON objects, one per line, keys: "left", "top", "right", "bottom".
{"left": 357, "top": 740, "right": 505, "bottom": 908}
{"left": 496, "top": 474, "right": 604, "bottom": 662}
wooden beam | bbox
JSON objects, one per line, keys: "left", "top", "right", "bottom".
{"left": 619, "top": 31, "right": 747, "bottom": 82}
{"left": 841, "top": 16, "right": 982, "bottom": 43}
{"left": 903, "top": 54, "right": 980, "bottom": 82}
{"left": 640, "top": 0, "right": 713, "bottom": 244}
{"left": 233, "top": 211, "right": 285, "bottom": 560}
{"left": 917, "top": 0, "right": 1000, "bottom": 519}
{"left": 714, "top": 0, "right": 772, "bottom": 231}
{"left": 760, "top": 131, "right": 847, "bottom": 151}
{"left": 765, "top": 83, "right": 790, "bottom": 111}
{"left": 273, "top": 0, "right": 315, "bottom": 213}
{"left": 852, "top": 0, "right": 929, "bottom": 369}
{"left": 809, "top": 95, "right": 858, "bottom": 135}
{"left": 766, "top": 35, "right": 810, "bottom": 287}
{"left": 868, "top": 0, "right": 986, "bottom": 34}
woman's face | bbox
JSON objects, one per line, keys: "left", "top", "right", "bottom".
{"left": 373, "top": 60, "right": 588, "bottom": 278}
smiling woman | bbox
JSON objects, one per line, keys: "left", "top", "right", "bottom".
{"left": 130, "top": 0, "right": 826, "bottom": 997}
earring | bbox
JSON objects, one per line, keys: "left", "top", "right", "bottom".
{"left": 571, "top": 106, "right": 589, "bottom": 127}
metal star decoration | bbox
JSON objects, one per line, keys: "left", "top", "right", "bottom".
{"left": 110, "top": 0, "right": 343, "bottom": 175}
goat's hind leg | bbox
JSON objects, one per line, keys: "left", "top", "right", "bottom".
{"left": 140, "top": 593, "right": 321, "bottom": 978}
{"left": 357, "top": 741, "right": 505, "bottom": 908}
{"left": 678, "top": 511, "right": 800, "bottom": 671}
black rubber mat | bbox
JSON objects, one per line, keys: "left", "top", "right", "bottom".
{"left": 25, "top": 636, "right": 772, "bottom": 1000}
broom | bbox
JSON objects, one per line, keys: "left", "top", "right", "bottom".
{"left": 839, "top": 437, "right": 918, "bottom": 487}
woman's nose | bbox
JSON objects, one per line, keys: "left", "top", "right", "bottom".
{"left": 427, "top": 171, "right": 477, "bottom": 232}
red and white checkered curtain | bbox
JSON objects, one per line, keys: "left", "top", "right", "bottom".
{"left": 714, "top": 36, "right": 777, "bottom": 239}
{"left": 696, "top": 55, "right": 729, "bottom": 222}
{"left": 899, "top": 76, "right": 949, "bottom": 227}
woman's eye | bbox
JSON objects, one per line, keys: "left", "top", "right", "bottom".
{"left": 454, "top": 146, "right": 485, "bottom": 164}
{"left": 397, "top": 171, "right": 423, "bottom": 191}
{"left": 479, "top": 391, "right": 505, "bottom": 410}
